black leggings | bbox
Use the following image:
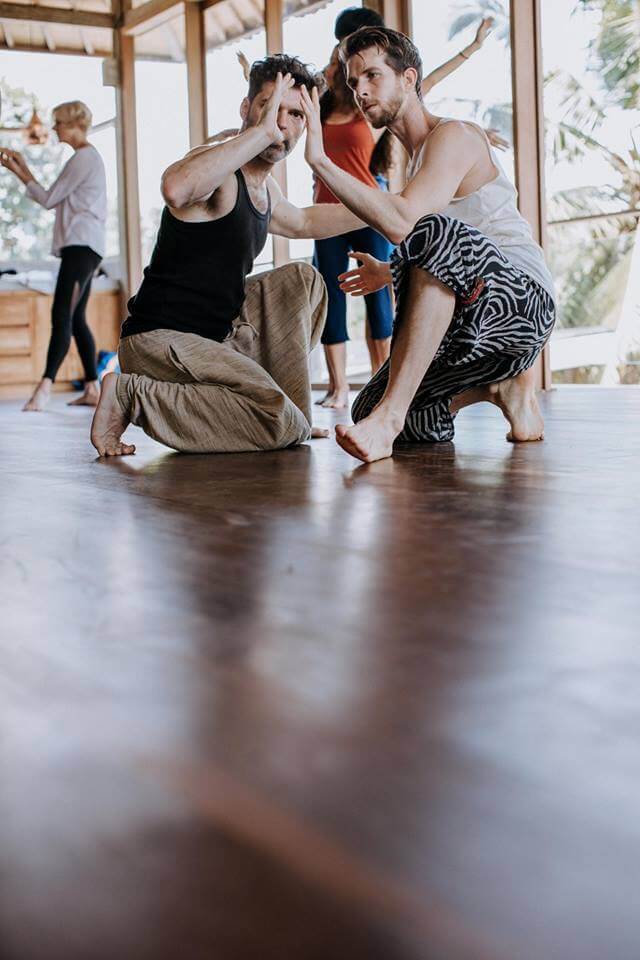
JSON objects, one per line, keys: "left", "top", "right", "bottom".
{"left": 45, "top": 245, "right": 102, "bottom": 382}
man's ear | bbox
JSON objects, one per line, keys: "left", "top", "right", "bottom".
{"left": 240, "top": 97, "right": 250, "bottom": 123}
{"left": 404, "top": 67, "right": 418, "bottom": 92}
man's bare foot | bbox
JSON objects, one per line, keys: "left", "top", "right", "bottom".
{"left": 489, "top": 369, "right": 544, "bottom": 442}
{"left": 311, "top": 426, "right": 330, "bottom": 439}
{"left": 321, "top": 387, "right": 350, "bottom": 409}
{"left": 22, "top": 378, "right": 52, "bottom": 412}
{"left": 90, "top": 372, "right": 136, "bottom": 456}
{"left": 335, "top": 410, "right": 402, "bottom": 463}
{"left": 68, "top": 380, "right": 100, "bottom": 407}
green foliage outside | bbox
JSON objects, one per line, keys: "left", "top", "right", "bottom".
{"left": 0, "top": 79, "right": 66, "bottom": 261}
{"left": 449, "top": 0, "right": 640, "bottom": 363}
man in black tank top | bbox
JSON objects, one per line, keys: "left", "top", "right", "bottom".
{"left": 91, "top": 55, "right": 365, "bottom": 456}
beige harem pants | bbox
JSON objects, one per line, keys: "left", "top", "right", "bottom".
{"left": 114, "top": 262, "right": 327, "bottom": 453}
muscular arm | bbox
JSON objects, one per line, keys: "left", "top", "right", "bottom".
{"left": 161, "top": 71, "right": 293, "bottom": 209}
{"left": 269, "top": 177, "right": 365, "bottom": 239}
{"left": 303, "top": 105, "right": 477, "bottom": 245}
{"left": 161, "top": 127, "right": 271, "bottom": 209}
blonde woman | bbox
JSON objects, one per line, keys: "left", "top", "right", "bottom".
{"left": 1, "top": 100, "right": 107, "bottom": 411}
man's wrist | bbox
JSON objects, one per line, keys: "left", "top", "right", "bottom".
{"left": 312, "top": 153, "right": 331, "bottom": 177}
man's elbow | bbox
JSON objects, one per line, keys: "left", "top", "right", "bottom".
{"left": 386, "top": 215, "right": 416, "bottom": 247}
{"left": 160, "top": 171, "right": 189, "bottom": 209}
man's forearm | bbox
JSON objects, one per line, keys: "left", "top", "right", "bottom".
{"left": 300, "top": 202, "right": 365, "bottom": 239}
{"left": 162, "top": 126, "right": 272, "bottom": 208}
{"left": 312, "top": 158, "right": 413, "bottom": 245}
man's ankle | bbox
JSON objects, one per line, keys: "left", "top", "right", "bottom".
{"left": 370, "top": 403, "right": 405, "bottom": 433}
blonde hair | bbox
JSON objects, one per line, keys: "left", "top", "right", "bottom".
{"left": 52, "top": 100, "right": 93, "bottom": 133}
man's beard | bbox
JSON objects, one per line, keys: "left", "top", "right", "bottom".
{"left": 366, "top": 93, "right": 404, "bottom": 129}
{"left": 260, "top": 139, "right": 291, "bottom": 163}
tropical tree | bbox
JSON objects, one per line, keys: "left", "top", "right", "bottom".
{"left": 448, "top": 0, "right": 640, "bottom": 376}
{"left": 0, "top": 79, "right": 65, "bottom": 260}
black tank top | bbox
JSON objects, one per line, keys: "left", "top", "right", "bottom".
{"left": 121, "top": 170, "right": 270, "bottom": 342}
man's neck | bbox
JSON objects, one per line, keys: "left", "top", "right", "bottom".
{"left": 387, "top": 102, "right": 440, "bottom": 160}
{"left": 242, "top": 156, "right": 272, "bottom": 184}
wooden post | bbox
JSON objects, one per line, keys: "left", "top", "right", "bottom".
{"left": 185, "top": 1, "right": 207, "bottom": 148}
{"left": 265, "top": 0, "right": 289, "bottom": 267}
{"left": 510, "top": 0, "right": 551, "bottom": 387}
{"left": 114, "top": 9, "right": 143, "bottom": 297}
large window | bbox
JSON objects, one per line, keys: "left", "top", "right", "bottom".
{"left": 283, "top": 0, "right": 358, "bottom": 260}
{"left": 0, "top": 52, "right": 119, "bottom": 263}
{"left": 411, "top": 0, "right": 514, "bottom": 183}
{"left": 541, "top": 0, "right": 640, "bottom": 385}
{"left": 204, "top": 0, "right": 272, "bottom": 270}
{"left": 135, "top": 14, "right": 190, "bottom": 265}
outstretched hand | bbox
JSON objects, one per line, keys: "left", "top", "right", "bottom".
{"left": 0, "top": 148, "right": 31, "bottom": 183}
{"left": 300, "top": 85, "right": 327, "bottom": 169}
{"left": 258, "top": 72, "right": 294, "bottom": 144}
{"left": 236, "top": 50, "right": 251, "bottom": 81}
{"left": 338, "top": 252, "right": 392, "bottom": 297}
{"left": 474, "top": 16, "right": 494, "bottom": 46}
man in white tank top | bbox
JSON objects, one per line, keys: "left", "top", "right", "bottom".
{"left": 300, "top": 26, "right": 556, "bottom": 463}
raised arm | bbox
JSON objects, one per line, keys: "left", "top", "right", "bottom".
{"left": 1, "top": 148, "right": 89, "bottom": 209}
{"left": 422, "top": 17, "right": 493, "bottom": 95}
{"left": 268, "top": 175, "right": 365, "bottom": 239}
{"left": 300, "top": 87, "right": 476, "bottom": 245}
{"left": 161, "top": 73, "right": 293, "bottom": 209}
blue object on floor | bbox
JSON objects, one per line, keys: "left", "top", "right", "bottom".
{"left": 72, "top": 350, "right": 120, "bottom": 390}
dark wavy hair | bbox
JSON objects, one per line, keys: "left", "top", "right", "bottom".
{"left": 247, "top": 54, "right": 321, "bottom": 102}
{"left": 340, "top": 26, "right": 423, "bottom": 99}
{"left": 334, "top": 6, "right": 384, "bottom": 41}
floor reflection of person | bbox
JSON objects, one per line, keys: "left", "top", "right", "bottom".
{"left": 1, "top": 100, "right": 106, "bottom": 412}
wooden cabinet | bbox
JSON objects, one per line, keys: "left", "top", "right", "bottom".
{"left": 0, "top": 288, "right": 122, "bottom": 398}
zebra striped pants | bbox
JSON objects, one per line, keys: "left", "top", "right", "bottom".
{"left": 351, "top": 214, "right": 556, "bottom": 442}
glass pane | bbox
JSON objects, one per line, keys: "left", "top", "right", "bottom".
{"left": 0, "top": 52, "right": 118, "bottom": 263}
{"left": 283, "top": 0, "right": 360, "bottom": 261}
{"left": 204, "top": 0, "right": 272, "bottom": 268}
{"left": 541, "top": 0, "right": 640, "bottom": 384}
{"left": 204, "top": 0, "right": 266, "bottom": 137}
{"left": 410, "top": 0, "right": 514, "bottom": 182}
{"left": 135, "top": 14, "right": 190, "bottom": 265}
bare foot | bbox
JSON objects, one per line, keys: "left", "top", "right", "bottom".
{"left": 90, "top": 372, "right": 136, "bottom": 456}
{"left": 68, "top": 381, "right": 100, "bottom": 407}
{"left": 321, "top": 387, "right": 350, "bottom": 410}
{"left": 315, "top": 384, "right": 334, "bottom": 406}
{"left": 335, "top": 410, "right": 402, "bottom": 463}
{"left": 22, "top": 379, "right": 52, "bottom": 412}
{"left": 311, "top": 426, "right": 330, "bottom": 439}
{"left": 489, "top": 369, "right": 544, "bottom": 442}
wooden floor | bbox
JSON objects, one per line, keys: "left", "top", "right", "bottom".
{"left": 2, "top": 388, "right": 640, "bottom": 960}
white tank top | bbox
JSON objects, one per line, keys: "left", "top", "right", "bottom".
{"left": 434, "top": 120, "right": 555, "bottom": 301}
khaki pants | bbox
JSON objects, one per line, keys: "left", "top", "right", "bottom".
{"left": 115, "top": 262, "right": 327, "bottom": 453}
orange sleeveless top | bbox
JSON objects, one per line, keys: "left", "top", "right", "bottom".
{"left": 314, "top": 114, "right": 378, "bottom": 204}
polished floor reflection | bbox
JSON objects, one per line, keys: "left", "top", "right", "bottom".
{"left": 2, "top": 388, "right": 640, "bottom": 960}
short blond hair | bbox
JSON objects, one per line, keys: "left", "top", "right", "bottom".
{"left": 52, "top": 100, "right": 93, "bottom": 133}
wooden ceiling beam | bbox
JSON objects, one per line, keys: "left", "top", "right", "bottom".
{"left": 121, "top": 0, "right": 181, "bottom": 35}
{"left": 0, "top": 37, "right": 111, "bottom": 54}
{"left": 0, "top": 2, "right": 114, "bottom": 28}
